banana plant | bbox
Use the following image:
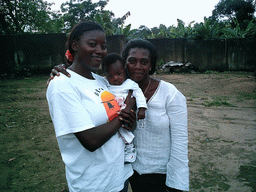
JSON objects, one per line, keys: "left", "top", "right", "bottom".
{"left": 169, "top": 19, "right": 195, "bottom": 38}
{"left": 221, "top": 17, "right": 256, "bottom": 38}
{"left": 94, "top": 11, "right": 131, "bottom": 37}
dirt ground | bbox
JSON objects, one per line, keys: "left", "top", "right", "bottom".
{"left": 149, "top": 73, "right": 256, "bottom": 192}
{"left": 40, "top": 72, "right": 255, "bottom": 191}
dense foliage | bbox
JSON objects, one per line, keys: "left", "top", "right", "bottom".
{"left": 1, "top": 0, "right": 256, "bottom": 39}
{"left": 1, "top": 0, "right": 56, "bottom": 34}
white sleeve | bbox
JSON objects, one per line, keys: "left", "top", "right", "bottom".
{"left": 131, "top": 82, "right": 147, "bottom": 109}
{"left": 165, "top": 89, "right": 189, "bottom": 191}
{"left": 47, "top": 89, "right": 95, "bottom": 138}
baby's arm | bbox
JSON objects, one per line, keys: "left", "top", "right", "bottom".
{"left": 137, "top": 107, "right": 146, "bottom": 119}
{"left": 128, "top": 80, "right": 147, "bottom": 109}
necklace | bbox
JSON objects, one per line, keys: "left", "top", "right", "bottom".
{"left": 143, "top": 78, "right": 151, "bottom": 94}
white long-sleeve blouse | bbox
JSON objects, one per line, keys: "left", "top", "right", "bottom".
{"left": 132, "top": 80, "right": 189, "bottom": 191}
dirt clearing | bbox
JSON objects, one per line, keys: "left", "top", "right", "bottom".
{"left": 151, "top": 72, "right": 256, "bottom": 192}
{"left": 6, "top": 72, "right": 253, "bottom": 191}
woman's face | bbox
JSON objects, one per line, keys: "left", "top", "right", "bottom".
{"left": 125, "top": 48, "right": 151, "bottom": 83}
{"left": 73, "top": 30, "right": 107, "bottom": 70}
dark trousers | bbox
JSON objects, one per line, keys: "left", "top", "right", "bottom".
{"left": 129, "top": 170, "right": 167, "bottom": 192}
{"left": 119, "top": 179, "right": 129, "bottom": 192}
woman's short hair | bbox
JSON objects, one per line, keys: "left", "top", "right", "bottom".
{"left": 122, "top": 39, "right": 157, "bottom": 75}
{"left": 103, "top": 53, "right": 124, "bottom": 74}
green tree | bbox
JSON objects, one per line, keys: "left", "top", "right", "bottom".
{"left": 0, "top": 0, "right": 55, "bottom": 34}
{"left": 40, "top": 12, "right": 65, "bottom": 33}
{"left": 60, "top": 0, "right": 109, "bottom": 32}
{"left": 94, "top": 10, "right": 115, "bottom": 35}
{"left": 148, "top": 24, "right": 176, "bottom": 38}
{"left": 150, "top": 27, "right": 160, "bottom": 37}
{"left": 128, "top": 25, "right": 151, "bottom": 39}
{"left": 156, "top": 24, "right": 169, "bottom": 38}
{"left": 212, "top": 0, "right": 256, "bottom": 30}
{"left": 190, "top": 17, "right": 222, "bottom": 40}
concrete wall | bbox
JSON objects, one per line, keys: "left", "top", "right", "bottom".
{"left": 106, "top": 35, "right": 127, "bottom": 54}
{"left": 1, "top": 34, "right": 256, "bottom": 76}
{"left": 1, "top": 33, "right": 67, "bottom": 75}
{"left": 227, "top": 38, "right": 256, "bottom": 71}
{"left": 150, "top": 38, "right": 256, "bottom": 72}
{"left": 185, "top": 39, "right": 227, "bottom": 71}
{"left": 0, "top": 34, "right": 127, "bottom": 75}
{"left": 148, "top": 38, "right": 186, "bottom": 63}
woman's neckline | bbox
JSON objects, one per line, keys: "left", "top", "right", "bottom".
{"left": 67, "top": 69, "right": 97, "bottom": 81}
{"left": 145, "top": 79, "right": 161, "bottom": 103}
{"left": 68, "top": 66, "right": 95, "bottom": 80}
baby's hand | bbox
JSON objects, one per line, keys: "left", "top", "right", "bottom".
{"left": 137, "top": 108, "right": 146, "bottom": 120}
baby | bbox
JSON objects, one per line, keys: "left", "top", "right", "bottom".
{"left": 104, "top": 53, "right": 147, "bottom": 163}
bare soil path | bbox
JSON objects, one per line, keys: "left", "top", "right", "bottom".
{"left": 150, "top": 73, "right": 256, "bottom": 192}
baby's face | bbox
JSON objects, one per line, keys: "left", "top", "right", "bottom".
{"left": 106, "top": 61, "right": 126, "bottom": 85}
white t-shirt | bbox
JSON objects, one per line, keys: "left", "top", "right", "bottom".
{"left": 46, "top": 70, "right": 133, "bottom": 192}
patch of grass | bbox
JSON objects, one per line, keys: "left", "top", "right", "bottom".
{"left": 238, "top": 92, "right": 256, "bottom": 101}
{"left": 237, "top": 161, "right": 256, "bottom": 191}
{"left": 222, "top": 117, "right": 237, "bottom": 121}
{"left": 0, "top": 75, "right": 67, "bottom": 191}
{"left": 203, "top": 97, "right": 234, "bottom": 107}
{"left": 184, "top": 92, "right": 199, "bottom": 99}
{"left": 0, "top": 76, "right": 46, "bottom": 103}
{"left": 204, "top": 70, "right": 219, "bottom": 74}
{"left": 222, "top": 71, "right": 255, "bottom": 76}
{"left": 190, "top": 163, "right": 231, "bottom": 191}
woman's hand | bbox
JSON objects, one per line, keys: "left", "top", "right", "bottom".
{"left": 46, "top": 64, "right": 71, "bottom": 86}
{"left": 124, "top": 90, "right": 136, "bottom": 111}
{"left": 119, "top": 90, "right": 136, "bottom": 131}
{"left": 118, "top": 109, "right": 136, "bottom": 131}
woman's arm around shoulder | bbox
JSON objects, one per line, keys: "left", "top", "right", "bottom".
{"left": 46, "top": 64, "right": 71, "bottom": 86}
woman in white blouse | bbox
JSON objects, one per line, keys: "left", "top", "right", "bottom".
{"left": 122, "top": 39, "right": 189, "bottom": 192}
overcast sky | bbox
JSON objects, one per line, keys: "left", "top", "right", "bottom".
{"left": 48, "top": 0, "right": 220, "bottom": 29}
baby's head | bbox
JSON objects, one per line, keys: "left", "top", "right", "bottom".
{"left": 104, "top": 53, "right": 126, "bottom": 85}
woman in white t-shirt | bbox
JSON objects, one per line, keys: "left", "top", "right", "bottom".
{"left": 46, "top": 21, "right": 135, "bottom": 192}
